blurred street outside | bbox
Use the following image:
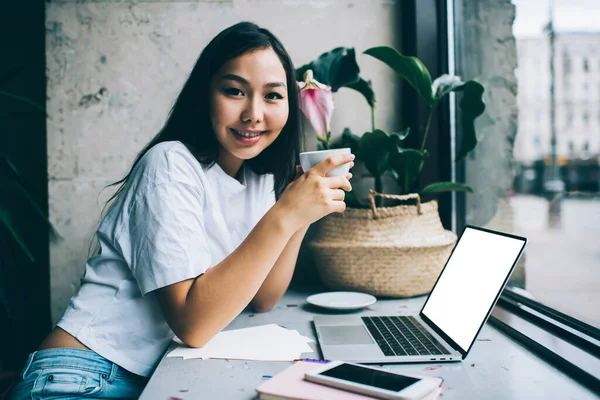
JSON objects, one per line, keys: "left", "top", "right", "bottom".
{"left": 510, "top": 194, "right": 600, "bottom": 327}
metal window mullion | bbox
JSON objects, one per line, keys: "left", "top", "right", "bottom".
{"left": 498, "top": 296, "right": 600, "bottom": 357}
{"left": 502, "top": 289, "right": 600, "bottom": 341}
{"left": 489, "top": 313, "right": 600, "bottom": 394}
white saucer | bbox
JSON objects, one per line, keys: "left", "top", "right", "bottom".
{"left": 306, "top": 291, "right": 377, "bottom": 310}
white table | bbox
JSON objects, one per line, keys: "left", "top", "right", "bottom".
{"left": 140, "top": 289, "right": 599, "bottom": 399}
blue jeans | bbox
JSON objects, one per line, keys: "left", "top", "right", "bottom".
{"left": 8, "top": 348, "right": 148, "bottom": 400}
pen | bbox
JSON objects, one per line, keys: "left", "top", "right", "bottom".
{"left": 295, "top": 358, "right": 330, "bottom": 364}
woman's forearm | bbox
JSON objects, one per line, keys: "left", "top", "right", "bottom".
{"left": 166, "top": 204, "right": 297, "bottom": 347}
{"left": 157, "top": 153, "right": 354, "bottom": 348}
{"left": 250, "top": 225, "right": 309, "bottom": 312}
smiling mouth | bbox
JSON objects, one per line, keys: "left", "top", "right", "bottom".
{"left": 230, "top": 128, "right": 265, "bottom": 138}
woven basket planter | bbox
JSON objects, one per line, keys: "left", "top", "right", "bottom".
{"left": 309, "top": 191, "right": 457, "bottom": 297}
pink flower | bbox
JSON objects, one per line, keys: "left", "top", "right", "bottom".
{"left": 297, "top": 70, "right": 335, "bottom": 146}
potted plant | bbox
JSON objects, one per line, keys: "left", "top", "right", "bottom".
{"left": 295, "top": 47, "right": 485, "bottom": 297}
{"left": 0, "top": 68, "right": 58, "bottom": 377}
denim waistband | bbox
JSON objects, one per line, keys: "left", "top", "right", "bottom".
{"left": 22, "top": 348, "right": 121, "bottom": 382}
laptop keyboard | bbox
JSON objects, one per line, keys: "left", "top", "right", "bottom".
{"left": 362, "top": 316, "right": 451, "bottom": 357}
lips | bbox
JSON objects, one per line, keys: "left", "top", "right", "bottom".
{"left": 229, "top": 128, "right": 265, "bottom": 145}
{"left": 231, "top": 128, "right": 263, "bottom": 138}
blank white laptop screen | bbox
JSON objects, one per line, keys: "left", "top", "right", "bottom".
{"left": 421, "top": 227, "right": 526, "bottom": 352}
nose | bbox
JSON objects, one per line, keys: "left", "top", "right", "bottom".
{"left": 241, "top": 96, "right": 263, "bottom": 124}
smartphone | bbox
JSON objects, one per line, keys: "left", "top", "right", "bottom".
{"left": 304, "top": 361, "right": 442, "bottom": 400}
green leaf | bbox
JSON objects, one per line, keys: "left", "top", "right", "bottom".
{"left": 452, "top": 80, "right": 486, "bottom": 160}
{"left": 0, "top": 157, "right": 62, "bottom": 241}
{"left": 296, "top": 48, "right": 376, "bottom": 108}
{"left": 0, "top": 286, "right": 10, "bottom": 319}
{"left": 295, "top": 47, "right": 360, "bottom": 92}
{"left": 331, "top": 128, "right": 360, "bottom": 155}
{"left": 1, "top": 156, "right": 21, "bottom": 177}
{"left": 358, "top": 129, "right": 391, "bottom": 178}
{"left": 420, "top": 181, "right": 474, "bottom": 194}
{"left": 431, "top": 74, "right": 464, "bottom": 104}
{"left": 0, "top": 90, "right": 46, "bottom": 114}
{"left": 388, "top": 148, "right": 429, "bottom": 194}
{"left": 364, "top": 46, "right": 434, "bottom": 106}
{"left": 344, "top": 77, "right": 376, "bottom": 107}
{"left": 0, "top": 66, "right": 24, "bottom": 88}
{"left": 0, "top": 201, "right": 35, "bottom": 262}
{"left": 389, "top": 128, "right": 410, "bottom": 148}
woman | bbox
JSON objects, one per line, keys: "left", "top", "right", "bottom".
{"left": 9, "top": 21, "right": 353, "bottom": 399}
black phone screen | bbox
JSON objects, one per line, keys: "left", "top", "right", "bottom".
{"left": 319, "top": 364, "right": 420, "bottom": 392}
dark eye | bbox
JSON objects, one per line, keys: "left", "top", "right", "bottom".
{"left": 265, "top": 92, "right": 284, "bottom": 100}
{"left": 224, "top": 88, "right": 244, "bottom": 96}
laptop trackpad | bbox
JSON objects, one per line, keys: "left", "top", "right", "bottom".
{"left": 320, "top": 325, "right": 374, "bottom": 345}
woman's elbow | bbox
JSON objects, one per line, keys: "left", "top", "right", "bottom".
{"left": 251, "top": 304, "right": 272, "bottom": 313}
{"left": 177, "top": 327, "right": 215, "bottom": 348}
{"left": 178, "top": 333, "right": 208, "bottom": 349}
{"left": 250, "top": 298, "right": 277, "bottom": 313}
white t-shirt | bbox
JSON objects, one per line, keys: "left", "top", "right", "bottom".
{"left": 57, "top": 141, "right": 277, "bottom": 377}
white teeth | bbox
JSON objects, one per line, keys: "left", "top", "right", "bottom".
{"left": 234, "top": 130, "right": 261, "bottom": 138}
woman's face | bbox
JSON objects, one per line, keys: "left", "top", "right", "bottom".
{"left": 209, "top": 47, "right": 289, "bottom": 175}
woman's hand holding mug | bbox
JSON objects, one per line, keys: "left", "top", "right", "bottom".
{"left": 275, "top": 150, "right": 354, "bottom": 232}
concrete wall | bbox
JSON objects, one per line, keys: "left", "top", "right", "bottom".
{"left": 454, "top": 0, "right": 525, "bottom": 284}
{"left": 46, "top": 0, "right": 402, "bottom": 323}
{"left": 455, "top": 0, "right": 518, "bottom": 226}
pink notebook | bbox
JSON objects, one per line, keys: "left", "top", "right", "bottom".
{"left": 256, "top": 362, "right": 443, "bottom": 400}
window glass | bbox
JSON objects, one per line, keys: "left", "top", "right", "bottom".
{"left": 454, "top": 0, "right": 600, "bottom": 328}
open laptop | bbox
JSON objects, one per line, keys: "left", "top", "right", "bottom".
{"left": 313, "top": 225, "right": 527, "bottom": 363}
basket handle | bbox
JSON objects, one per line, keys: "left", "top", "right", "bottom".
{"left": 368, "top": 190, "right": 422, "bottom": 219}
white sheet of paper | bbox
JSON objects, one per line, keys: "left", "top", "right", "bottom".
{"left": 167, "top": 324, "right": 314, "bottom": 361}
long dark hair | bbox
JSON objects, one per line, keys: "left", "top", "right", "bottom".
{"left": 106, "top": 22, "right": 300, "bottom": 208}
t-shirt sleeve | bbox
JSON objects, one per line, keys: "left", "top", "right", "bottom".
{"left": 119, "top": 182, "right": 212, "bottom": 295}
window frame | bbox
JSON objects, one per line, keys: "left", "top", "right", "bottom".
{"left": 399, "top": 0, "right": 454, "bottom": 230}
{"left": 489, "top": 305, "right": 600, "bottom": 393}
{"left": 410, "top": 0, "right": 600, "bottom": 386}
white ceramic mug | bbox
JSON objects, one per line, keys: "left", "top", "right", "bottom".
{"left": 299, "top": 148, "right": 352, "bottom": 177}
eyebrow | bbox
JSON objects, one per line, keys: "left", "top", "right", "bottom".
{"left": 221, "top": 74, "right": 287, "bottom": 90}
